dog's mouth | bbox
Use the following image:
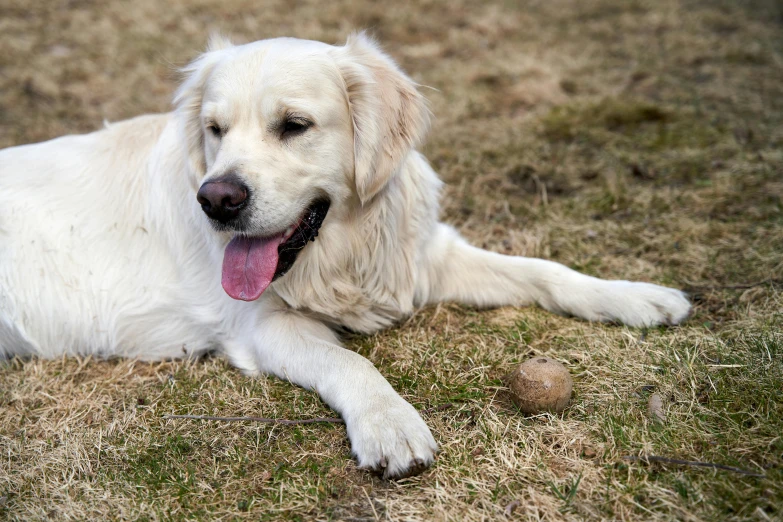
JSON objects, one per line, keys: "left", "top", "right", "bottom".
{"left": 221, "top": 199, "right": 330, "bottom": 301}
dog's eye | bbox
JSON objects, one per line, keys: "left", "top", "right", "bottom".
{"left": 282, "top": 119, "right": 310, "bottom": 137}
{"left": 207, "top": 124, "right": 222, "bottom": 138}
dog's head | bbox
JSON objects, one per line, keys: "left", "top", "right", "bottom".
{"left": 174, "top": 34, "right": 430, "bottom": 301}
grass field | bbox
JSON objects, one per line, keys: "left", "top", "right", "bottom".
{"left": 1, "top": 0, "right": 782, "bottom": 520}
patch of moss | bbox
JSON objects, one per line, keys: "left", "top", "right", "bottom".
{"left": 540, "top": 98, "right": 670, "bottom": 142}
{"left": 644, "top": 119, "right": 725, "bottom": 152}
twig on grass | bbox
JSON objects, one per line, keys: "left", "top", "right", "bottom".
{"left": 165, "top": 405, "right": 455, "bottom": 425}
{"left": 163, "top": 414, "right": 344, "bottom": 425}
{"left": 422, "top": 403, "right": 455, "bottom": 414}
{"left": 683, "top": 278, "right": 782, "bottom": 292}
{"left": 622, "top": 455, "right": 765, "bottom": 477}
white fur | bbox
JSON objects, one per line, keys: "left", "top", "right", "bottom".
{"left": 0, "top": 34, "right": 690, "bottom": 478}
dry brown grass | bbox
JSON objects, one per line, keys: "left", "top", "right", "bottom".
{"left": 1, "top": 0, "right": 782, "bottom": 520}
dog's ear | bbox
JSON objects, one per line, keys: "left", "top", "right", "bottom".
{"left": 334, "top": 33, "right": 431, "bottom": 205}
{"left": 173, "top": 36, "right": 234, "bottom": 181}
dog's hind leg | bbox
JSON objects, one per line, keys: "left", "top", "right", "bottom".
{"left": 417, "top": 224, "right": 690, "bottom": 327}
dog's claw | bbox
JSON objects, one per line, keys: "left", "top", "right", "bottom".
{"left": 362, "top": 442, "right": 436, "bottom": 480}
{"left": 383, "top": 458, "right": 430, "bottom": 480}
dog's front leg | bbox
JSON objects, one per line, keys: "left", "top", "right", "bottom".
{"left": 418, "top": 224, "right": 690, "bottom": 327}
{"left": 225, "top": 299, "right": 437, "bottom": 479}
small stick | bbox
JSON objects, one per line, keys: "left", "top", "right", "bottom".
{"left": 422, "top": 403, "right": 455, "bottom": 414}
{"left": 163, "top": 414, "right": 344, "bottom": 425}
{"left": 622, "top": 455, "right": 765, "bottom": 477}
{"left": 683, "top": 278, "right": 781, "bottom": 291}
{"left": 165, "top": 405, "right": 455, "bottom": 424}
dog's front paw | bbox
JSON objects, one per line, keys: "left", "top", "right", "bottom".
{"left": 345, "top": 394, "right": 438, "bottom": 479}
{"left": 592, "top": 281, "right": 691, "bottom": 327}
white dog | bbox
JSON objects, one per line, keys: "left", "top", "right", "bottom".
{"left": 0, "top": 34, "right": 690, "bottom": 478}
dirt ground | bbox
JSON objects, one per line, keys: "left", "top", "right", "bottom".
{"left": 1, "top": 0, "right": 781, "bottom": 520}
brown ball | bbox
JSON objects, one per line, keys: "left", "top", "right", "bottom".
{"left": 506, "top": 357, "right": 573, "bottom": 414}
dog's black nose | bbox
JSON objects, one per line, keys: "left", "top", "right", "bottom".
{"left": 197, "top": 178, "right": 249, "bottom": 223}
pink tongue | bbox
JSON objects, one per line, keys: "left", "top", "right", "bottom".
{"left": 222, "top": 235, "right": 285, "bottom": 301}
